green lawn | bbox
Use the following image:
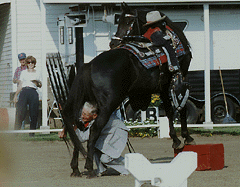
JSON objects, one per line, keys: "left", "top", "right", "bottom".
{"left": 13, "top": 132, "right": 63, "bottom": 141}
{"left": 190, "top": 126, "right": 240, "bottom": 136}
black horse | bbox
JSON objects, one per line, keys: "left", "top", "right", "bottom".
{"left": 110, "top": 5, "right": 191, "bottom": 78}
{"left": 110, "top": 5, "right": 195, "bottom": 143}
{"left": 62, "top": 5, "right": 195, "bottom": 178}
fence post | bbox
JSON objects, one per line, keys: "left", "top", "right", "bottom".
{"left": 141, "top": 111, "right": 146, "bottom": 123}
{"left": 158, "top": 117, "right": 170, "bottom": 138}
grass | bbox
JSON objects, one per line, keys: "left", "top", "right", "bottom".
{"left": 15, "top": 132, "right": 64, "bottom": 141}
{"left": 190, "top": 127, "right": 240, "bottom": 136}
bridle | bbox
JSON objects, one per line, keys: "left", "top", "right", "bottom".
{"left": 111, "top": 10, "right": 141, "bottom": 43}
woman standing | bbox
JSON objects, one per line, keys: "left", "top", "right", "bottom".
{"left": 13, "top": 56, "right": 42, "bottom": 137}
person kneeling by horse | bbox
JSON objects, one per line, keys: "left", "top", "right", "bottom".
{"left": 59, "top": 102, "right": 129, "bottom": 177}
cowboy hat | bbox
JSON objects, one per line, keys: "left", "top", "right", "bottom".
{"left": 143, "top": 11, "right": 166, "bottom": 26}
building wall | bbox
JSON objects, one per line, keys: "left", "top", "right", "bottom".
{"left": 1, "top": 2, "right": 240, "bottom": 107}
{"left": 45, "top": 3, "right": 74, "bottom": 54}
{"left": 210, "top": 8, "right": 240, "bottom": 70}
{"left": 83, "top": 9, "right": 118, "bottom": 63}
{"left": 15, "top": 0, "right": 42, "bottom": 69}
{"left": 45, "top": 4, "right": 118, "bottom": 65}
{"left": 45, "top": 4, "right": 240, "bottom": 70}
{"left": 45, "top": 3, "right": 79, "bottom": 67}
{"left": 0, "top": 3, "right": 12, "bottom": 107}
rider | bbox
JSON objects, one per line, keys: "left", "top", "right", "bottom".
{"left": 143, "top": 11, "right": 181, "bottom": 72}
{"left": 143, "top": 11, "right": 190, "bottom": 110}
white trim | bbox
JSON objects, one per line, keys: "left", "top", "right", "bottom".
{"left": 11, "top": 0, "right": 17, "bottom": 92}
{"left": 1, "top": 122, "right": 240, "bottom": 134}
{"left": 0, "top": 1, "right": 10, "bottom": 5}
{"left": 126, "top": 123, "right": 240, "bottom": 129}
{"left": 42, "top": 0, "right": 240, "bottom": 3}
{"left": 0, "top": 129, "right": 62, "bottom": 133}
{"left": 40, "top": 0, "right": 48, "bottom": 127}
{"left": 203, "top": 4, "right": 213, "bottom": 126}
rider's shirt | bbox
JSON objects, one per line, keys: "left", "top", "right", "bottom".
{"left": 143, "top": 27, "right": 161, "bottom": 40}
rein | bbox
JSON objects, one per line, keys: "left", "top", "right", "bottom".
{"left": 133, "top": 9, "right": 141, "bottom": 36}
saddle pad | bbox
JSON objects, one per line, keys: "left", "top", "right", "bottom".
{"left": 166, "top": 26, "right": 186, "bottom": 58}
{"left": 120, "top": 43, "right": 168, "bottom": 69}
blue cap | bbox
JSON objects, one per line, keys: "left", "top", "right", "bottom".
{"left": 18, "top": 53, "right": 26, "bottom": 60}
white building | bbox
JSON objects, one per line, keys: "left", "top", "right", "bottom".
{"left": 1, "top": 0, "right": 240, "bottom": 128}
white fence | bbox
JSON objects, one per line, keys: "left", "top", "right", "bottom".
{"left": 1, "top": 106, "right": 240, "bottom": 134}
{"left": 1, "top": 116, "right": 240, "bottom": 136}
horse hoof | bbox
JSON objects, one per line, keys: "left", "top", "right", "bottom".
{"left": 86, "top": 171, "right": 97, "bottom": 179}
{"left": 184, "top": 136, "right": 196, "bottom": 146}
{"left": 185, "top": 139, "right": 196, "bottom": 145}
{"left": 176, "top": 142, "right": 185, "bottom": 149}
{"left": 70, "top": 171, "right": 82, "bottom": 177}
{"left": 172, "top": 141, "right": 184, "bottom": 149}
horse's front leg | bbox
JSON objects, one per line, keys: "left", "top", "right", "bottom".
{"left": 168, "top": 109, "right": 184, "bottom": 149}
{"left": 179, "top": 106, "right": 196, "bottom": 145}
{"left": 70, "top": 147, "right": 82, "bottom": 177}
{"left": 161, "top": 89, "right": 184, "bottom": 149}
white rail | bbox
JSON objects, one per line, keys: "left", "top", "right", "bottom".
{"left": 0, "top": 129, "right": 62, "bottom": 134}
{"left": 1, "top": 118, "right": 240, "bottom": 134}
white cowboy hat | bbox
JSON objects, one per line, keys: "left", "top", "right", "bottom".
{"left": 143, "top": 11, "right": 166, "bottom": 26}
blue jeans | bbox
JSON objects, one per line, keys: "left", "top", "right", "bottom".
{"left": 15, "top": 87, "right": 39, "bottom": 130}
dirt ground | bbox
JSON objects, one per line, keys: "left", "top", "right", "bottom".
{"left": 0, "top": 134, "right": 240, "bottom": 187}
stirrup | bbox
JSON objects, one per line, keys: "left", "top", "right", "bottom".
{"left": 168, "top": 65, "right": 179, "bottom": 72}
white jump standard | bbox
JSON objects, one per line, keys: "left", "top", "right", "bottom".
{"left": 125, "top": 152, "right": 197, "bottom": 187}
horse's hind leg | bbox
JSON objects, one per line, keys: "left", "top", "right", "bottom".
{"left": 85, "top": 109, "right": 113, "bottom": 178}
{"left": 179, "top": 106, "right": 196, "bottom": 145}
{"left": 70, "top": 148, "right": 82, "bottom": 177}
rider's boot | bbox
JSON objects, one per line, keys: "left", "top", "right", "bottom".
{"left": 150, "top": 30, "right": 179, "bottom": 72}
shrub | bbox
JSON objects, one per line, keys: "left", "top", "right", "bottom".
{"left": 125, "top": 119, "right": 158, "bottom": 138}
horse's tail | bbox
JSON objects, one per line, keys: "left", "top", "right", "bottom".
{"left": 62, "top": 63, "right": 96, "bottom": 157}
{"left": 74, "top": 63, "right": 96, "bottom": 112}
{"left": 67, "top": 64, "right": 76, "bottom": 89}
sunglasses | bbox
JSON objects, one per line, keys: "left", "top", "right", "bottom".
{"left": 27, "top": 61, "right": 35, "bottom": 64}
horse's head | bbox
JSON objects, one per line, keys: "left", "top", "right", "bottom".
{"left": 109, "top": 4, "right": 147, "bottom": 49}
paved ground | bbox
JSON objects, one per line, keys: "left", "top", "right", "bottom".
{"left": 0, "top": 134, "right": 240, "bottom": 187}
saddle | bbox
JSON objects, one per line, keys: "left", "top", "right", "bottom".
{"left": 120, "top": 40, "right": 168, "bottom": 69}
{"left": 119, "top": 27, "right": 186, "bottom": 70}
